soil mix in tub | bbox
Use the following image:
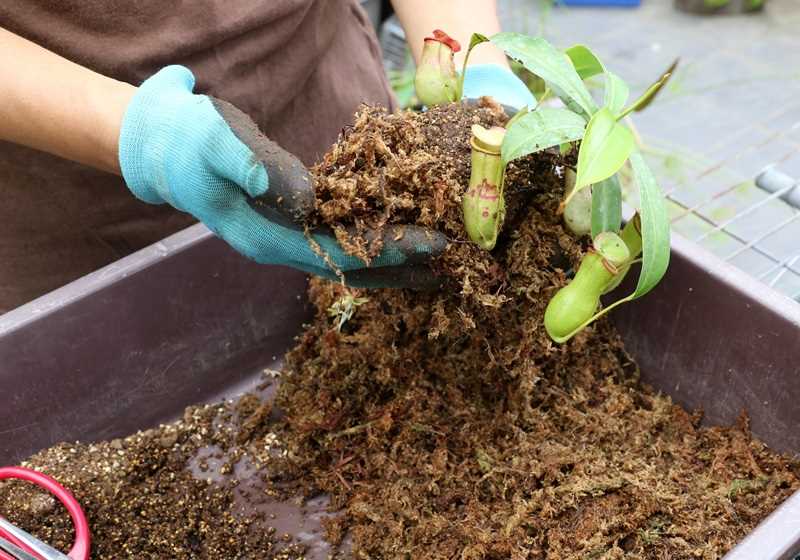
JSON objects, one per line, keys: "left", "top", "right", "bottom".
{"left": 2, "top": 101, "right": 798, "bottom": 559}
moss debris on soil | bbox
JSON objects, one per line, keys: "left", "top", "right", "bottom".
{"left": 277, "top": 99, "right": 800, "bottom": 558}
{"left": 2, "top": 101, "right": 798, "bottom": 559}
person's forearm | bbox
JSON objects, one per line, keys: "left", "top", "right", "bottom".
{"left": 0, "top": 28, "right": 135, "bottom": 174}
{"left": 390, "top": 0, "right": 508, "bottom": 68}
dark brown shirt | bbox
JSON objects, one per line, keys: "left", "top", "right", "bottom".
{"left": 0, "top": 0, "right": 394, "bottom": 312}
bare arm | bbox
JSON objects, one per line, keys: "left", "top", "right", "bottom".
{"left": 0, "top": 27, "right": 135, "bottom": 174}
{"left": 389, "top": 0, "right": 508, "bottom": 69}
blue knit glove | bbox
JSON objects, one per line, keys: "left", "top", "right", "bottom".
{"left": 119, "top": 66, "right": 445, "bottom": 288}
{"left": 462, "top": 64, "right": 536, "bottom": 110}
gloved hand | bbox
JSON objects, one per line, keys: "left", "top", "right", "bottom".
{"left": 118, "top": 65, "right": 446, "bottom": 289}
{"left": 461, "top": 63, "right": 536, "bottom": 111}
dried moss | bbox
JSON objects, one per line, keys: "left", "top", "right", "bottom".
{"left": 1, "top": 102, "right": 797, "bottom": 559}
{"left": 310, "top": 98, "right": 567, "bottom": 301}
{"left": 274, "top": 102, "right": 800, "bottom": 558}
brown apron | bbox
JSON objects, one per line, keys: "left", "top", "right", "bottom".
{"left": 0, "top": 0, "right": 395, "bottom": 313}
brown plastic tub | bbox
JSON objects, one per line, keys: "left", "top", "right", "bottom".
{"left": 1, "top": 223, "right": 799, "bottom": 559}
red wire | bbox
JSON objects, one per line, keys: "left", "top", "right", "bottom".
{"left": 0, "top": 467, "right": 90, "bottom": 560}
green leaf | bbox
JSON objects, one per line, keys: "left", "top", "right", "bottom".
{"left": 504, "top": 106, "right": 529, "bottom": 130}
{"left": 468, "top": 32, "right": 491, "bottom": 51}
{"left": 619, "top": 59, "right": 679, "bottom": 118}
{"left": 591, "top": 174, "right": 622, "bottom": 237}
{"left": 491, "top": 32, "right": 596, "bottom": 119}
{"left": 604, "top": 72, "right": 630, "bottom": 117}
{"left": 564, "top": 45, "right": 630, "bottom": 118}
{"left": 565, "top": 44, "right": 605, "bottom": 80}
{"left": 627, "top": 152, "right": 670, "bottom": 298}
{"left": 501, "top": 107, "right": 587, "bottom": 165}
{"left": 550, "top": 152, "right": 670, "bottom": 343}
{"left": 573, "top": 108, "right": 635, "bottom": 200}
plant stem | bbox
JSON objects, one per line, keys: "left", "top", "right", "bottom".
{"left": 457, "top": 33, "right": 490, "bottom": 99}
{"left": 328, "top": 421, "right": 376, "bottom": 439}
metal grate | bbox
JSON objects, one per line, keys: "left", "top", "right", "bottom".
{"left": 661, "top": 123, "right": 800, "bottom": 301}
{"left": 669, "top": 165, "right": 800, "bottom": 299}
